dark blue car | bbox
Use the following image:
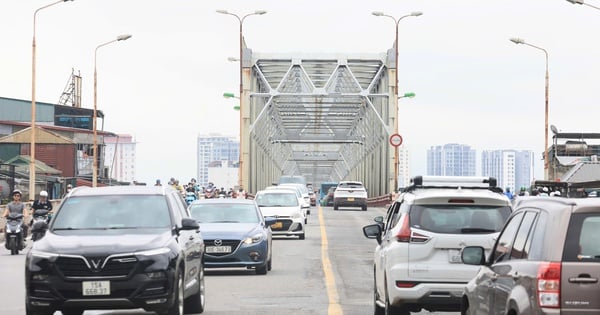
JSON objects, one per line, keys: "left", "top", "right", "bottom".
{"left": 188, "top": 199, "right": 274, "bottom": 275}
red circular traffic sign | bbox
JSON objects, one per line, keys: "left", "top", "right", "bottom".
{"left": 389, "top": 133, "right": 403, "bottom": 147}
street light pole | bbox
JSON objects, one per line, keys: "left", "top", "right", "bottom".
{"left": 216, "top": 9, "right": 267, "bottom": 189}
{"left": 510, "top": 38, "right": 550, "bottom": 179}
{"left": 93, "top": 34, "right": 132, "bottom": 187}
{"left": 566, "top": 0, "right": 600, "bottom": 10}
{"left": 372, "top": 11, "right": 422, "bottom": 192}
{"left": 30, "top": 0, "right": 73, "bottom": 201}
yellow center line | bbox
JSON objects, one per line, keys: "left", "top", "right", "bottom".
{"left": 319, "top": 205, "right": 343, "bottom": 315}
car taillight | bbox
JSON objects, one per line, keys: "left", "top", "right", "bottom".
{"left": 394, "top": 214, "right": 430, "bottom": 243}
{"left": 537, "top": 262, "right": 561, "bottom": 308}
{"left": 395, "top": 214, "right": 411, "bottom": 242}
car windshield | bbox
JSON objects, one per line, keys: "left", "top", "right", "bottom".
{"left": 256, "top": 193, "right": 299, "bottom": 207}
{"left": 410, "top": 205, "right": 511, "bottom": 234}
{"left": 52, "top": 195, "right": 171, "bottom": 230}
{"left": 189, "top": 203, "right": 260, "bottom": 223}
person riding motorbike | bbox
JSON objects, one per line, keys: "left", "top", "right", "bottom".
{"left": 31, "top": 190, "right": 53, "bottom": 224}
{"left": 3, "top": 189, "right": 27, "bottom": 246}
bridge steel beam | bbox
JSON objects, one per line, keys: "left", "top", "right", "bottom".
{"left": 240, "top": 50, "right": 398, "bottom": 196}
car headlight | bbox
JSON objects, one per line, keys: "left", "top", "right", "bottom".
{"left": 28, "top": 250, "right": 59, "bottom": 272}
{"left": 243, "top": 233, "right": 263, "bottom": 245}
{"left": 135, "top": 247, "right": 171, "bottom": 256}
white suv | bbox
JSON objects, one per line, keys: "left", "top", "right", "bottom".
{"left": 333, "top": 181, "right": 368, "bottom": 211}
{"left": 363, "top": 176, "right": 512, "bottom": 314}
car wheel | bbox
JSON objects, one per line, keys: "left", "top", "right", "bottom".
{"left": 267, "top": 254, "right": 272, "bottom": 271}
{"left": 165, "top": 270, "right": 184, "bottom": 315}
{"left": 184, "top": 266, "right": 205, "bottom": 314}
{"left": 333, "top": 203, "right": 339, "bottom": 210}
{"left": 299, "top": 232, "right": 305, "bottom": 240}
{"left": 362, "top": 205, "right": 368, "bottom": 211}
{"left": 256, "top": 262, "right": 268, "bottom": 275}
{"left": 61, "top": 309, "right": 84, "bottom": 315}
{"left": 461, "top": 297, "right": 473, "bottom": 315}
{"left": 374, "top": 273, "right": 385, "bottom": 315}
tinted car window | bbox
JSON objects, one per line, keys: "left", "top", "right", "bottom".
{"left": 409, "top": 205, "right": 511, "bottom": 234}
{"left": 510, "top": 211, "right": 538, "bottom": 260}
{"left": 563, "top": 213, "right": 600, "bottom": 262}
{"left": 491, "top": 212, "right": 524, "bottom": 263}
{"left": 52, "top": 195, "right": 171, "bottom": 229}
{"left": 190, "top": 204, "right": 260, "bottom": 223}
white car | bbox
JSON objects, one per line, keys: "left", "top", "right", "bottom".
{"left": 363, "top": 176, "right": 512, "bottom": 314}
{"left": 333, "top": 181, "right": 368, "bottom": 211}
{"left": 265, "top": 185, "right": 310, "bottom": 223}
{"left": 255, "top": 189, "right": 305, "bottom": 240}
{"left": 279, "top": 183, "right": 311, "bottom": 208}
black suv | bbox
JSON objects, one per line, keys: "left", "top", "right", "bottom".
{"left": 25, "top": 186, "right": 205, "bottom": 315}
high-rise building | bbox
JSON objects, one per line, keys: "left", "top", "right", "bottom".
{"left": 104, "top": 134, "right": 137, "bottom": 183}
{"left": 427, "top": 144, "right": 476, "bottom": 176}
{"left": 197, "top": 134, "right": 239, "bottom": 186}
{"left": 482, "top": 150, "right": 534, "bottom": 193}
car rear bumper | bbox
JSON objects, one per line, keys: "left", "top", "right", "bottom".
{"left": 388, "top": 281, "right": 467, "bottom": 312}
{"left": 333, "top": 197, "right": 367, "bottom": 207}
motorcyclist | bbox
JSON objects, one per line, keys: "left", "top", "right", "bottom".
{"left": 31, "top": 190, "right": 53, "bottom": 224}
{"left": 3, "top": 189, "right": 27, "bottom": 244}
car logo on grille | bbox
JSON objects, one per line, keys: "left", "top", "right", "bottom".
{"left": 214, "top": 239, "right": 223, "bottom": 246}
{"left": 89, "top": 258, "right": 103, "bottom": 270}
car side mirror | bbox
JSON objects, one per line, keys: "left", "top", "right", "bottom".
{"left": 264, "top": 216, "right": 276, "bottom": 227}
{"left": 180, "top": 217, "right": 200, "bottom": 231}
{"left": 373, "top": 216, "right": 384, "bottom": 223}
{"left": 461, "top": 246, "right": 486, "bottom": 265}
{"left": 362, "top": 224, "right": 382, "bottom": 244}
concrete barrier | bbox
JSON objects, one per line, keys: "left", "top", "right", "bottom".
{"left": 0, "top": 199, "right": 61, "bottom": 243}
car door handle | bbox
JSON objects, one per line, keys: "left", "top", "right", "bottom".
{"left": 569, "top": 277, "right": 598, "bottom": 284}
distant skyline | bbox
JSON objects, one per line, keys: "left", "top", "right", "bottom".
{"left": 2, "top": 1, "right": 599, "bottom": 185}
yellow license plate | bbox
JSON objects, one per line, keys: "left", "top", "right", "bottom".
{"left": 347, "top": 197, "right": 355, "bottom": 201}
{"left": 271, "top": 222, "right": 283, "bottom": 229}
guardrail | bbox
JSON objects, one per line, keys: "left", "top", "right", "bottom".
{"left": 367, "top": 193, "right": 393, "bottom": 208}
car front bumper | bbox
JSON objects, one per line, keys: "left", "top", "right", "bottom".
{"left": 204, "top": 240, "right": 269, "bottom": 269}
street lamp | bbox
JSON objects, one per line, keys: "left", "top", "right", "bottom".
{"left": 566, "top": 0, "right": 600, "bottom": 10}
{"left": 223, "top": 92, "right": 241, "bottom": 110}
{"left": 510, "top": 37, "right": 550, "bottom": 178}
{"left": 92, "top": 34, "right": 132, "bottom": 187}
{"left": 372, "top": 10, "right": 422, "bottom": 192}
{"left": 216, "top": 9, "right": 267, "bottom": 189}
{"left": 30, "top": 0, "right": 74, "bottom": 201}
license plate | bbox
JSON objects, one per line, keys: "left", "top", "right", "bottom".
{"left": 448, "top": 249, "right": 461, "bottom": 263}
{"left": 271, "top": 222, "right": 283, "bottom": 229}
{"left": 347, "top": 197, "right": 355, "bottom": 201}
{"left": 206, "top": 246, "right": 232, "bottom": 254}
{"left": 82, "top": 281, "right": 110, "bottom": 296}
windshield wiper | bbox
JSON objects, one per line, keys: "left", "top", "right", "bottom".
{"left": 52, "top": 227, "right": 81, "bottom": 231}
{"left": 212, "top": 220, "right": 240, "bottom": 223}
{"left": 461, "top": 228, "right": 496, "bottom": 233}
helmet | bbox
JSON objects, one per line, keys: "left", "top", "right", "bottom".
{"left": 40, "top": 191, "right": 48, "bottom": 197}
{"left": 12, "top": 189, "right": 22, "bottom": 196}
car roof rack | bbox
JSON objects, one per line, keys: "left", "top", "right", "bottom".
{"left": 403, "top": 176, "right": 502, "bottom": 193}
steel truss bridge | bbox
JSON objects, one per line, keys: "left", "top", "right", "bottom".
{"left": 239, "top": 45, "right": 399, "bottom": 197}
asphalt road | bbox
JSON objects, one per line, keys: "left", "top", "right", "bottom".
{"left": 1, "top": 205, "right": 458, "bottom": 315}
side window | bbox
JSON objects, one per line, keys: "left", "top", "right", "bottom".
{"left": 167, "top": 193, "right": 185, "bottom": 226}
{"left": 492, "top": 212, "right": 524, "bottom": 263}
{"left": 510, "top": 211, "right": 538, "bottom": 260}
{"left": 384, "top": 202, "right": 401, "bottom": 233}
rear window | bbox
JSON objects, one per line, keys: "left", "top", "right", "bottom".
{"left": 255, "top": 192, "right": 299, "bottom": 207}
{"left": 337, "top": 182, "right": 364, "bottom": 189}
{"left": 563, "top": 213, "right": 600, "bottom": 262}
{"left": 409, "top": 205, "right": 511, "bottom": 234}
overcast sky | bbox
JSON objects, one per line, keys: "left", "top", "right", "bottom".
{"left": 2, "top": 0, "right": 600, "bottom": 185}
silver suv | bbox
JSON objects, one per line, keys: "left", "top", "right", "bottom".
{"left": 461, "top": 196, "right": 600, "bottom": 314}
{"left": 363, "top": 176, "right": 512, "bottom": 314}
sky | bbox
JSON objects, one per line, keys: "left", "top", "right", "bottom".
{"left": 2, "top": 0, "right": 600, "bottom": 185}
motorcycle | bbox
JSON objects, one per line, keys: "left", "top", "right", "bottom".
{"left": 30, "top": 209, "right": 50, "bottom": 241}
{"left": 5, "top": 213, "right": 25, "bottom": 255}
{"left": 204, "top": 187, "right": 216, "bottom": 199}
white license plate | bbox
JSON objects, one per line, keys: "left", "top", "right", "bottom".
{"left": 82, "top": 281, "right": 110, "bottom": 296}
{"left": 347, "top": 197, "right": 355, "bottom": 201}
{"left": 448, "top": 249, "right": 461, "bottom": 263}
{"left": 206, "top": 246, "right": 232, "bottom": 254}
